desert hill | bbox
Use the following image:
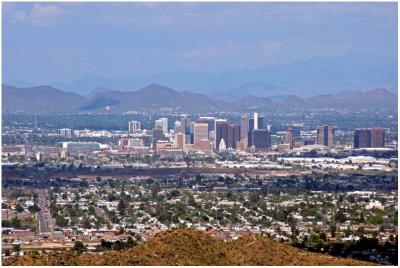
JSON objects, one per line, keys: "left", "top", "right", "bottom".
{"left": 2, "top": 85, "right": 87, "bottom": 113}
{"left": 3, "top": 228, "right": 374, "bottom": 266}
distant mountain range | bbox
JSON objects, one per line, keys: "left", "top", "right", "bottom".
{"left": 6, "top": 54, "right": 397, "bottom": 99}
{"left": 2, "top": 83, "right": 397, "bottom": 114}
{"left": 3, "top": 228, "right": 371, "bottom": 266}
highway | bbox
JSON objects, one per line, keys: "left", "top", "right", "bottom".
{"left": 37, "top": 189, "right": 55, "bottom": 234}
{"left": 3, "top": 166, "right": 306, "bottom": 179}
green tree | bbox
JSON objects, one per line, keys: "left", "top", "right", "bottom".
{"left": 13, "top": 244, "right": 21, "bottom": 254}
{"left": 15, "top": 204, "right": 24, "bottom": 213}
{"left": 127, "top": 236, "right": 136, "bottom": 247}
{"left": 118, "top": 200, "right": 126, "bottom": 216}
{"left": 55, "top": 214, "right": 68, "bottom": 227}
{"left": 4, "top": 249, "right": 11, "bottom": 256}
{"left": 319, "top": 232, "right": 327, "bottom": 242}
{"left": 73, "top": 241, "right": 87, "bottom": 253}
{"left": 28, "top": 204, "right": 41, "bottom": 214}
{"left": 330, "top": 225, "right": 337, "bottom": 238}
{"left": 334, "top": 210, "right": 346, "bottom": 223}
{"left": 249, "top": 191, "right": 261, "bottom": 204}
{"left": 359, "top": 211, "right": 365, "bottom": 223}
{"left": 82, "top": 217, "right": 92, "bottom": 229}
{"left": 88, "top": 205, "right": 96, "bottom": 215}
{"left": 188, "top": 194, "right": 197, "bottom": 207}
{"left": 150, "top": 182, "right": 161, "bottom": 197}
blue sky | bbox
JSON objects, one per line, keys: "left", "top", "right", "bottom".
{"left": 3, "top": 2, "right": 398, "bottom": 86}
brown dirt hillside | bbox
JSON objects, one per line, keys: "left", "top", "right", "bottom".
{"left": 3, "top": 228, "right": 374, "bottom": 266}
{"left": 226, "top": 233, "right": 374, "bottom": 266}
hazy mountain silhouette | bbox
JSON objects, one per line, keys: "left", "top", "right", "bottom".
{"left": 2, "top": 84, "right": 86, "bottom": 113}
{"left": 85, "top": 87, "right": 113, "bottom": 98}
{"left": 3, "top": 84, "right": 397, "bottom": 114}
{"left": 81, "top": 83, "right": 225, "bottom": 113}
{"left": 42, "top": 53, "right": 397, "bottom": 98}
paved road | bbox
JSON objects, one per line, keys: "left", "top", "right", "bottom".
{"left": 37, "top": 189, "right": 54, "bottom": 234}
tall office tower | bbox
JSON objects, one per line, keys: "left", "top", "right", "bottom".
{"left": 174, "top": 132, "right": 185, "bottom": 149}
{"left": 208, "top": 118, "right": 216, "bottom": 133}
{"left": 240, "top": 115, "right": 249, "bottom": 142}
{"left": 248, "top": 117, "right": 255, "bottom": 147}
{"left": 185, "top": 134, "right": 192, "bottom": 144}
{"left": 194, "top": 123, "right": 209, "bottom": 143}
{"left": 190, "top": 121, "right": 195, "bottom": 135}
{"left": 155, "top": 119, "right": 163, "bottom": 131}
{"left": 158, "top": 117, "right": 168, "bottom": 133}
{"left": 317, "top": 125, "right": 335, "bottom": 147}
{"left": 253, "top": 112, "right": 259, "bottom": 130}
{"left": 215, "top": 119, "right": 228, "bottom": 151}
{"left": 227, "top": 124, "right": 241, "bottom": 149}
{"left": 174, "top": 121, "right": 183, "bottom": 133}
{"left": 354, "top": 129, "right": 371, "bottom": 148}
{"left": 248, "top": 113, "right": 265, "bottom": 147}
{"left": 180, "top": 114, "right": 191, "bottom": 134}
{"left": 33, "top": 113, "right": 38, "bottom": 131}
{"left": 128, "top": 121, "right": 141, "bottom": 134}
{"left": 249, "top": 118, "right": 254, "bottom": 131}
{"left": 258, "top": 115, "right": 265, "bottom": 129}
{"left": 198, "top": 117, "right": 216, "bottom": 143}
{"left": 371, "top": 128, "right": 385, "bottom": 148}
{"left": 152, "top": 127, "right": 164, "bottom": 149}
{"left": 58, "top": 128, "right": 72, "bottom": 138}
{"left": 198, "top": 117, "right": 216, "bottom": 133}
{"left": 251, "top": 129, "right": 271, "bottom": 150}
{"left": 285, "top": 128, "right": 294, "bottom": 149}
{"left": 209, "top": 130, "right": 216, "bottom": 145}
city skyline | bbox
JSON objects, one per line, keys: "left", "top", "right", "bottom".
{"left": 1, "top": 1, "right": 398, "bottom": 266}
{"left": 2, "top": 108, "right": 397, "bottom": 265}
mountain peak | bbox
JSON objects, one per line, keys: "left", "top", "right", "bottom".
{"left": 140, "top": 83, "right": 177, "bottom": 92}
{"left": 366, "top": 88, "right": 394, "bottom": 95}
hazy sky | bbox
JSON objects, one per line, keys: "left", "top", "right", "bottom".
{"left": 3, "top": 2, "right": 398, "bottom": 84}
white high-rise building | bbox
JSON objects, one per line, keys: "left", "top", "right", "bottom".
{"left": 155, "top": 119, "right": 163, "bottom": 130}
{"left": 254, "top": 112, "right": 259, "bottom": 130}
{"left": 160, "top": 118, "right": 168, "bottom": 133}
{"left": 174, "top": 121, "right": 183, "bottom": 133}
{"left": 209, "top": 130, "right": 215, "bottom": 143}
{"left": 194, "top": 123, "right": 209, "bottom": 143}
{"left": 155, "top": 118, "right": 168, "bottom": 133}
{"left": 128, "top": 121, "right": 141, "bottom": 134}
